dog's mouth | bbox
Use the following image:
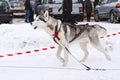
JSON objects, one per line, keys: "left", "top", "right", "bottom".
{"left": 34, "top": 26, "right": 37, "bottom": 29}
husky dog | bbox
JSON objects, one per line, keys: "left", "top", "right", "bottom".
{"left": 31, "top": 11, "right": 111, "bottom": 66}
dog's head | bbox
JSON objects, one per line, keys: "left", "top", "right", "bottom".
{"left": 31, "top": 10, "right": 49, "bottom": 30}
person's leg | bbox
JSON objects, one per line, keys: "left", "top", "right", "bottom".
{"left": 63, "top": 11, "right": 72, "bottom": 23}
{"left": 29, "top": 10, "right": 34, "bottom": 22}
{"left": 63, "top": 12, "right": 66, "bottom": 22}
{"left": 87, "top": 13, "right": 91, "bottom": 22}
{"left": 67, "top": 12, "right": 71, "bottom": 22}
{"left": 25, "top": 10, "right": 30, "bottom": 22}
{"left": 63, "top": 11, "right": 70, "bottom": 22}
{"left": 35, "top": 5, "right": 38, "bottom": 17}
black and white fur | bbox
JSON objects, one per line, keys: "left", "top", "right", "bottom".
{"left": 31, "top": 11, "right": 111, "bottom": 66}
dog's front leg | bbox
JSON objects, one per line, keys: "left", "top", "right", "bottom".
{"left": 56, "top": 45, "right": 64, "bottom": 63}
{"left": 79, "top": 42, "right": 89, "bottom": 62}
{"left": 62, "top": 47, "right": 69, "bottom": 66}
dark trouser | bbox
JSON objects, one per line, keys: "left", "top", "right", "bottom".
{"left": 25, "top": 10, "right": 30, "bottom": 22}
{"left": 63, "top": 11, "right": 72, "bottom": 23}
{"left": 29, "top": 10, "right": 34, "bottom": 22}
{"left": 86, "top": 13, "right": 91, "bottom": 22}
{"left": 35, "top": 5, "right": 39, "bottom": 16}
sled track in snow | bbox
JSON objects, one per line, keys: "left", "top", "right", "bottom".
{"left": 0, "top": 66, "right": 120, "bottom": 71}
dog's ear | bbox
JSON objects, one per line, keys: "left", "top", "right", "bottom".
{"left": 44, "top": 10, "right": 49, "bottom": 21}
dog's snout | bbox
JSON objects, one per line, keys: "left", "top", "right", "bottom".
{"left": 34, "top": 26, "right": 37, "bottom": 29}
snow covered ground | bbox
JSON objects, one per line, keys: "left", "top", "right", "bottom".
{"left": 0, "top": 21, "right": 120, "bottom": 80}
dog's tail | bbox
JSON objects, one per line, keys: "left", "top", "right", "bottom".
{"left": 94, "top": 24, "right": 107, "bottom": 36}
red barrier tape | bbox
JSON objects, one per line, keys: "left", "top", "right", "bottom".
{"left": 106, "top": 35, "right": 110, "bottom": 37}
{"left": 42, "top": 48, "right": 47, "bottom": 50}
{"left": 16, "top": 52, "right": 23, "bottom": 55}
{"left": 34, "top": 50, "right": 40, "bottom": 52}
{"left": 0, "top": 55, "right": 4, "bottom": 58}
{"left": 0, "top": 46, "right": 55, "bottom": 58}
{"left": 6, "top": 54, "right": 14, "bottom": 56}
{"left": 100, "top": 32, "right": 120, "bottom": 39}
{"left": 26, "top": 51, "right": 31, "bottom": 54}
{"left": 0, "top": 32, "right": 119, "bottom": 59}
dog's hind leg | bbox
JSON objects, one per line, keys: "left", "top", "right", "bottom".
{"left": 89, "top": 34, "right": 111, "bottom": 61}
{"left": 56, "top": 45, "right": 65, "bottom": 63}
{"left": 79, "top": 41, "right": 89, "bottom": 62}
{"left": 92, "top": 42, "right": 111, "bottom": 61}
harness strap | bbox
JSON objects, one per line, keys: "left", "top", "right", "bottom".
{"left": 69, "top": 24, "right": 88, "bottom": 43}
{"left": 53, "top": 24, "right": 62, "bottom": 44}
{"left": 63, "top": 23, "right": 88, "bottom": 43}
{"left": 53, "top": 25, "right": 60, "bottom": 40}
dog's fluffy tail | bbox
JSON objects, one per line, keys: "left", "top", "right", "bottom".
{"left": 94, "top": 24, "right": 107, "bottom": 36}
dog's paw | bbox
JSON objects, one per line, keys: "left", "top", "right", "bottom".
{"left": 104, "top": 41, "right": 113, "bottom": 51}
{"left": 106, "top": 56, "right": 111, "bottom": 61}
{"left": 105, "top": 45, "right": 113, "bottom": 51}
{"left": 62, "top": 63, "right": 67, "bottom": 67}
{"left": 57, "top": 57, "right": 65, "bottom": 63}
{"left": 79, "top": 59, "right": 86, "bottom": 62}
{"left": 59, "top": 61, "right": 67, "bottom": 67}
{"left": 59, "top": 58, "right": 65, "bottom": 63}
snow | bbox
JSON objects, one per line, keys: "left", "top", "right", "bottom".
{"left": 0, "top": 21, "right": 120, "bottom": 80}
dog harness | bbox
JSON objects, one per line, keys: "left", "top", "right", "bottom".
{"left": 53, "top": 24, "right": 62, "bottom": 45}
{"left": 53, "top": 25, "right": 61, "bottom": 40}
{"left": 53, "top": 23, "right": 88, "bottom": 44}
{"left": 63, "top": 23, "right": 88, "bottom": 43}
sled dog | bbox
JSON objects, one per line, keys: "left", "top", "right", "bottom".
{"left": 31, "top": 11, "right": 111, "bottom": 66}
